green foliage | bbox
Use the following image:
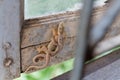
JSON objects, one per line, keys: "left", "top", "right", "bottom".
{"left": 15, "top": 59, "right": 74, "bottom": 80}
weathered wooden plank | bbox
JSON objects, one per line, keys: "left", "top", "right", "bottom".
{"left": 21, "top": 6, "right": 107, "bottom": 48}
{"left": 0, "top": 0, "right": 24, "bottom": 80}
{"left": 21, "top": 22, "right": 76, "bottom": 71}
{"left": 21, "top": 5, "right": 120, "bottom": 73}
{"left": 52, "top": 49, "right": 120, "bottom": 80}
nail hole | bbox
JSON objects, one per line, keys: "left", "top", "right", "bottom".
{"left": 4, "top": 58, "right": 13, "bottom": 67}
{"left": 2, "top": 42, "right": 11, "bottom": 49}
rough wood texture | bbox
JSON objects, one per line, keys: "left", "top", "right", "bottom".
{"left": 0, "top": 0, "right": 24, "bottom": 80}
{"left": 21, "top": 5, "right": 120, "bottom": 73}
{"left": 21, "top": 17, "right": 78, "bottom": 72}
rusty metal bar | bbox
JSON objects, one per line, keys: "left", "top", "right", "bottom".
{"left": 70, "top": 0, "right": 94, "bottom": 80}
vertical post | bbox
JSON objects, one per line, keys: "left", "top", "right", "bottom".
{"left": 0, "top": 0, "right": 24, "bottom": 80}
{"left": 70, "top": 0, "right": 93, "bottom": 80}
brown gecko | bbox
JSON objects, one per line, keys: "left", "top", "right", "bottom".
{"left": 25, "top": 46, "right": 50, "bottom": 72}
{"left": 25, "top": 22, "right": 65, "bottom": 72}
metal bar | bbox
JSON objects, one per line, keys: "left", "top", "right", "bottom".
{"left": 90, "top": 0, "right": 120, "bottom": 46}
{"left": 70, "top": 0, "right": 94, "bottom": 80}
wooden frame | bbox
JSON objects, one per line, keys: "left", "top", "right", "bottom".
{"left": 0, "top": 0, "right": 24, "bottom": 80}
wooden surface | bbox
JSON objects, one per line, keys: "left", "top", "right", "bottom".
{"left": 0, "top": 0, "right": 24, "bottom": 80}
{"left": 21, "top": 14, "right": 79, "bottom": 72}
{"left": 21, "top": 5, "right": 120, "bottom": 73}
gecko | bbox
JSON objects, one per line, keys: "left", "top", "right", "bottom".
{"left": 25, "top": 22, "right": 65, "bottom": 72}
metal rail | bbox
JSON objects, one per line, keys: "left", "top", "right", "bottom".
{"left": 70, "top": 0, "right": 94, "bottom": 80}
{"left": 91, "top": 0, "right": 120, "bottom": 46}
{"left": 70, "top": 0, "right": 120, "bottom": 80}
